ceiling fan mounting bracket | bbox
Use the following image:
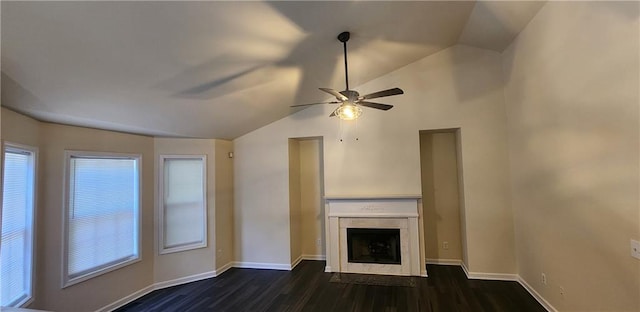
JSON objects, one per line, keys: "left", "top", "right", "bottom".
{"left": 337, "top": 31, "right": 350, "bottom": 43}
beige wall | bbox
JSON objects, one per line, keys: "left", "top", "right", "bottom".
{"left": 455, "top": 129, "right": 469, "bottom": 267}
{"left": 288, "top": 139, "right": 302, "bottom": 263}
{"left": 1, "top": 108, "right": 235, "bottom": 311}
{"left": 299, "top": 138, "right": 324, "bottom": 257}
{"left": 215, "top": 139, "right": 234, "bottom": 270}
{"left": 153, "top": 138, "right": 217, "bottom": 283}
{"left": 503, "top": 1, "right": 640, "bottom": 311}
{"left": 234, "top": 44, "right": 516, "bottom": 273}
{"left": 420, "top": 131, "right": 462, "bottom": 262}
{"left": 1, "top": 108, "right": 40, "bottom": 147}
{"left": 3, "top": 112, "right": 156, "bottom": 311}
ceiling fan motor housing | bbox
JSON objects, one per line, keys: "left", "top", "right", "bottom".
{"left": 340, "top": 90, "right": 360, "bottom": 102}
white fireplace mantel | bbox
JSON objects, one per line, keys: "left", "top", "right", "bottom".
{"left": 324, "top": 195, "right": 427, "bottom": 277}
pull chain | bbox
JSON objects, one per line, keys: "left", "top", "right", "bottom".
{"left": 355, "top": 117, "right": 359, "bottom": 141}
{"left": 337, "top": 118, "right": 359, "bottom": 142}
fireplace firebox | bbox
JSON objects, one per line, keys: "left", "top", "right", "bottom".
{"left": 346, "top": 228, "right": 401, "bottom": 265}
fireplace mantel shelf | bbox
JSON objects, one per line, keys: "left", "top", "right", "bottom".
{"left": 328, "top": 212, "right": 419, "bottom": 218}
{"left": 325, "top": 195, "right": 422, "bottom": 200}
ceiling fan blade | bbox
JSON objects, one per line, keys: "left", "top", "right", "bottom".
{"left": 360, "top": 88, "right": 404, "bottom": 100}
{"left": 359, "top": 101, "right": 394, "bottom": 111}
{"left": 290, "top": 101, "right": 339, "bottom": 108}
{"left": 319, "top": 88, "right": 348, "bottom": 101}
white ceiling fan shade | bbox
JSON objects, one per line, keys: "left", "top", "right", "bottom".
{"left": 335, "top": 103, "right": 362, "bottom": 121}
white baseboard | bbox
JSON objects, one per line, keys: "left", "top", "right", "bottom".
{"left": 461, "top": 261, "right": 470, "bottom": 277}
{"left": 216, "top": 262, "right": 234, "bottom": 276}
{"left": 460, "top": 262, "right": 518, "bottom": 281}
{"left": 456, "top": 263, "right": 554, "bottom": 312}
{"left": 232, "top": 261, "right": 292, "bottom": 271}
{"left": 517, "top": 276, "right": 558, "bottom": 312}
{"left": 97, "top": 270, "right": 217, "bottom": 312}
{"left": 302, "top": 254, "right": 326, "bottom": 261}
{"left": 104, "top": 260, "right": 554, "bottom": 312}
{"left": 97, "top": 284, "right": 155, "bottom": 312}
{"left": 290, "top": 255, "right": 326, "bottom": 270}
{"left": 103, "top": 257, "right": 420, "bottom": 311}
{"left": 426, "top": 258, "right": 462, "bottom": 266}
{"left": 291, "top": 255, "right": 303, "bottom": 269}
{"left": 154, "top": 270, "right": 217, "bottom": 289}
{"left": 101, "top": 258, "right": 327, "bottom": 311}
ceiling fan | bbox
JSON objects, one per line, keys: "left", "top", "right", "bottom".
{"left": 291, "top": 31, "right": 404, "bottom": 120}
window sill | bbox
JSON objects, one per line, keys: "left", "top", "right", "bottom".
{"left": 62, "top": 256, "right": 141, "bottom": 289}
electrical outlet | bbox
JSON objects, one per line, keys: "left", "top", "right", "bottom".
{"left": 442, "top": 241, "right": 449, "bottom": 250}
{"left": 541, "top": 273, "right": 547, "bottom": 285}
{"left": 559, "top": 286, "right": 565, "bottom": 298}
{"left": 631, "top": 239, "right": 640, "bottom": 260}
{"left": 316, "top": 239, "right": 322, "bottom": 246}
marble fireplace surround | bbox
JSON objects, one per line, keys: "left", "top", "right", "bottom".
{"left": 324, "top": 196, "right": 427, "bottom": 277}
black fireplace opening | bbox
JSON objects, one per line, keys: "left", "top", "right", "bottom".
{"left": 347, "top": 228, "right": 401, "bottom": 265}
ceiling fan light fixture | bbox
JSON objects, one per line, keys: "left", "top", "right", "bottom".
{"left": 290, "top": 31, "right": 403, "bottom": 120}
{"left": 335, "top": 102, "right": 362, "bottom": 121}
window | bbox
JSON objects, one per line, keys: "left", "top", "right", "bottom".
{"left": 159, "top": 155, "right": 207, "bottom": 254}
{"left": 1, "top": 143, "right": 37, "bottom": 307}
{"left": 63, "top": 151, "right": 141, "bottom": 287}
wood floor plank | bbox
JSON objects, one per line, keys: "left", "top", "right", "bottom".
{"left": 115, "top": 261, "right": 546, "bottom": 312}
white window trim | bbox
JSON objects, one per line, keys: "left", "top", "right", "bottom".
{"left": 1, "top": 142, "right": 38, "bottom": 308}
{"left": 62, "top": 150, "right": 142, "bottom": 288}
{"left": 158, "top": 154, "right": 208, "bottom": 255}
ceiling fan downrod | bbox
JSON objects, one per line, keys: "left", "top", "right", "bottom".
{"left": 338, "top": 31, "right": 350, "bottom": 91}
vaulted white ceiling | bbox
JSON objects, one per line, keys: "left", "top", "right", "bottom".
{"left": 1, "top": 1, "right": 545, "bottom": 139}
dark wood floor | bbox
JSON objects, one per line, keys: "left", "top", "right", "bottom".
{"left": 115, "top": 261, "right": 545, "bottom": 312}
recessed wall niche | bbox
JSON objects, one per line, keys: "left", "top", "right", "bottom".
{"left": 419, "top": 130, "right": 465, "bottom": 265}
{"left": 288, "top": 137, "right": 325, "bottom": 265}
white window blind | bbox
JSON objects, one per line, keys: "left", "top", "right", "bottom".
{"left": 160, "top": 156, "right": 206, "bottom": 253}
{"left": 1, "top": 146, "right": 36, "bottom": 307}
{"left": 65, "top": 153, "right": 140, "bottom": 285}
